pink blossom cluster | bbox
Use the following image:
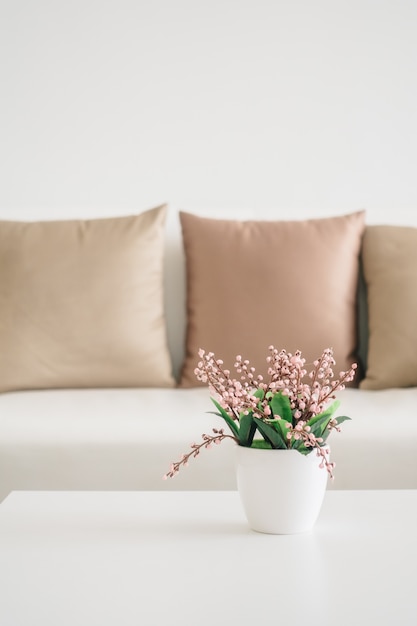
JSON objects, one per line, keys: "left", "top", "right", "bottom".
{"left": 163, "top": 429, "right": 233, "bottom": 479}
{"left": 195, "top": 346, "right": 357, "bottom": 423}
{"left": 164, "top": 346, "right": 357, "bottom": 480}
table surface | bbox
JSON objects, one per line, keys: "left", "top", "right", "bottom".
{"left": 0, "top": 489, "right": 416, "bottom": 626}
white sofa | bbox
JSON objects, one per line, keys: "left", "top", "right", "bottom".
{"left": 1, "top": 207, "right": 417, "bottom": 501}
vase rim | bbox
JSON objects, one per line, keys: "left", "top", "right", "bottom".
{"left": 237, "top": 444, "right": 315, "bottom": 454}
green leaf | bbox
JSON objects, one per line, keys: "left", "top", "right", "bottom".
{"left": 306, "top": 401, "right": 341, "bottom": 439}
{"left": 291, "top": 440, "right": 313, "bottom": 455}
{"left": 253, "top": 388, "right": 265, "bottom": 400}
{"left": 253, "top": 417, "right": 288, "bottom": 449}
{"left": 209, "top": 398, "right": 239, "bottom": 438}
{"left": 250, "top": 439, "right": 272, "bottom": 449}
{"left": 270, "top": 392, "right": 293, "bottom": 425}
{"left": 308, "top": 414, "right": 333, "bottom": 439}
{"left": 334, "top": 415, "right": 352, "bottom": 426}
{"left": 320, "top": 414, "right": 352, "bottom": 442}
{"left": 273, "top": 417, "right": 291, "bottom": 446}
{"left": 306, "top": 402, "right": 352, "bottom": 444}
{"left": 307, "top": 400, "right": 340, "bottom": 429}
{"left": 239, "top": 413, "right": 257, "bottom": 447}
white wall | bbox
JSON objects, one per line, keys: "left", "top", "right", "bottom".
{"left": 1, "top": 0, "right": 417, "bottom": 225}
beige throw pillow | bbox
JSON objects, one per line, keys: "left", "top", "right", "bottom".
{"left": 179, "top": 210, "right": 366, "bottom": 388}
{"left": 360, "top": 224, "right": 417, "bottom": 390}
{"left": 0, "top": 205, "right": 175, "bottom": 392}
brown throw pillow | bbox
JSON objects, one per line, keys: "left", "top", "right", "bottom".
{"left": 179, "top": 210, "right": 366, "bottom": 387}
{"left": 0, "top": 205, "right": 175, "bottom": 392}
{"left": 360, "top": 224, "right": 417, "bottom": 390}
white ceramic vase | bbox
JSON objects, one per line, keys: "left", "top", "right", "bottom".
{"left": 236, "top": 446, "right": 328, "bottom": 534}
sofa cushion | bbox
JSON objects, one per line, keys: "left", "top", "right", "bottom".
{"left": 0, "top": 205, "right": 175, "bottom": 392}
{"left": 360, "top": 224, "right": 417, "bottom": 390}
{"left": 179, "top": 210, "right": 366, "bottom": 387}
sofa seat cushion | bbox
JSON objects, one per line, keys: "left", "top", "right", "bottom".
{"left": 0, "top": 387, "right": 416, "bottom": 501}
{"left": 0, "top": 388, "right": 235, "bottom": 501}
{"left": 327, "top": 387, "right": 417, "bottom": 489}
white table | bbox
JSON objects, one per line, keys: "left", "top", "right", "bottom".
{"left": 0, "top": 490, "right": 416, "bottom": 626}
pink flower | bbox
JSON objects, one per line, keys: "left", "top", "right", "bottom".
{"left": 166, "top": 345, "right": 356, "bottom": 480}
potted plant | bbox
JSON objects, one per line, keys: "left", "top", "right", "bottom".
{"left": 164, "top": 346, "right": 357, "bottom": 534}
